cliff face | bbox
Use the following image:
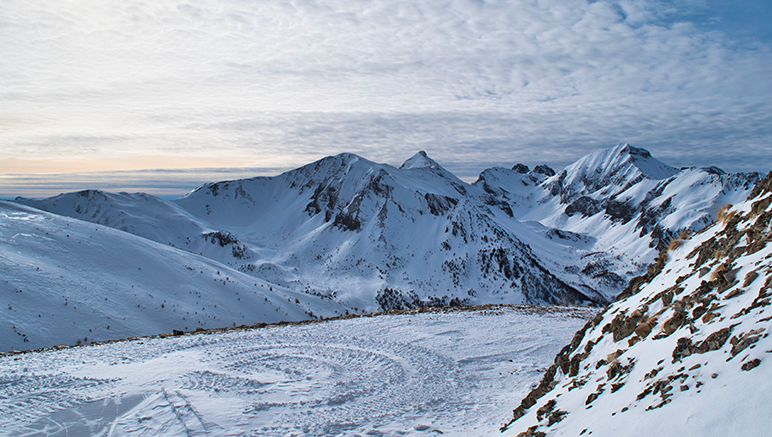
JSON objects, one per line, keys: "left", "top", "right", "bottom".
{"left": 502, "top": 172, "right": 772, "bottom": 437}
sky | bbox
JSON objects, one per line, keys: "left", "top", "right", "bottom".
{"left": 1, "top": 0, "right": 771, "bottom": 198}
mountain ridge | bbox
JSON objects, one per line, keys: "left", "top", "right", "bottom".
{"left": 0, "top": 200, "right": 350, "bottom": 352}
{"left": 13, "top": 145, "right": 760, "bottom": 314}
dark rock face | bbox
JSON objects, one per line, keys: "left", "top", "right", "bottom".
{"left": 332, "top": 211, "right": 361, "bottom": 231}
{"left": 203, "top": 231, "right": 239, "bottom": 247}
{"left": 512, "top": 163, "right": 530, "bottom": 174}
{"left": 605, "top": 200, "right": 636, "bottom": 223}
{"left": 623, "top": 144, "right": 652, "bottom": 159}
{"left": 533, "top": 164, "right": 556, "bottom": 177}
{"left": 702, "top": 166, "right": 726, "bottom": 176}
{"left": 694, "top": 327, "right": 732, "bottom": 354}
{"left": 546, "top": 229, "right": 591, "bottom": 243}
{"left": 374, "top": 287, "right": 470, "bottom": 311}
{"left": 424, "top": 193, "right": 459, "bottom": 216}
{"left": 375, "top": 288, "right": 421, "bottom": 311}
{"left": 741, "top": 359, "right": 761, "bottom": 371}
{"left": 203, "top": 231, "right": 250, "bottom": 259}
{"left": 305, "top": 182, "right": 339, "bottom": 217}
{"left": 603, "top": 310, "right": 646, "bottom": 342}
{"left": 565, "top": 196, "right": 601, "bottom": 217}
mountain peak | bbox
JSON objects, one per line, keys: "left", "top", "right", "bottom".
{"left": 542, "top": 144, "right": 680, "bottom": 205}
{"left": 511, "top": 163, "right": 530, "bottom": 174}
{"left": 614, "top": 143, "right": 651, "bottom": 154}
{"left": 568, "top": 143, "right": 678, "bottom": 182}
{"left": 619, "top": 144, "right": 677, "bottom": 179}
{"left": 532, "top": 164, "right": 556, "bottom": 177}
{"left": 400, "top": 151, "right": 441, "bottom": 170}
{"left": 616, "top": 143, "right": 651, "bottom": 159}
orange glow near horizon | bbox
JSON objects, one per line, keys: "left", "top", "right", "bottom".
{"left": 0, "top": 156, "right": 257, "bottom": 175}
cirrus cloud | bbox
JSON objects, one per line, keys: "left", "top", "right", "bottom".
{"left": 0, "top": 0, "right": 770, "bottom": 196}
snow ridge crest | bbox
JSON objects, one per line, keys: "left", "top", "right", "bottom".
{"left": 565, "top": 142, "right": 678, "bottom": 185}
{"left": 400, "top": 150, "right": 441, "bottom": 170}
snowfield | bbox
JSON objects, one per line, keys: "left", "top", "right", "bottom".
{"left": 0, "top": 305, "right": 595, "bottom": 436}
{"left": 0, "top": 200, "right": 349, "bottom": 352}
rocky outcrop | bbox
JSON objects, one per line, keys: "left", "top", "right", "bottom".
{"left": 502, "top": 172, "right": 772, "bottom": 436}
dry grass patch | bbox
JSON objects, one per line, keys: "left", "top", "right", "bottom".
{"left": 716, "top": 204, "right": 735, "bottom": 224}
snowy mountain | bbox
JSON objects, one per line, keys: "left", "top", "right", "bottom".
{"left": 0, "top": 201, "right": 348, "bottom": 352}
{"left": 501, "top": 172, "right": 772, "bottom": 436}
{"left": 476, "top": 143, "right": 758, "bottom": 293}
{"left": 174, "top": 151, "right": 600, "bottom": 307}
{"left": 14, "top": 145, "right": 759, "bottom": 315}
{"left": 15, "top": 153, "right": 595, "bottom": 312}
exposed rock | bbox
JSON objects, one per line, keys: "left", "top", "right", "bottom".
{"left": 661, "top": 309, "right": 687, "bottom": 337}
{"left": 605, "top": 200, "right": 636, "bottom": 223}
{"left": 503, "top": 171, "right": 772, "bottom": 435}
{"left": 547, "top": 410, "right": 568, "bottom": 426}
{"left": 535, "top": 399, "right": 556, "bottom": 421}
{"left": 532, "top": 165, "right": 556, "bottom": 177}
{"left": 515, "top": 426, "right": 546, "bottom": 437}
{"left": 424, "top": 193, "right": 459, "bottom": 216}
{"left": 565, "top": 196, "right": 602, "bottom": 217}
{"left": 694, "top": 327, "right": 733, "bottom": 354}
{"left": 512, "top": 164, "right": 530, "bottom": 174}
{"left": 744, "top": 271, "right": 760, "bottom": 287}
{"left": 634, "top": 316, "right": 658, "bottom": 339}
{"left": 741, "top": 358, "right": 761, "bottom": 371}
{"left": 730, "top": 329, "right": 764, "bottom": 357}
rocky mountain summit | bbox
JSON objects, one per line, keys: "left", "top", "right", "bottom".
{"left": 501, "top": 172, "right": 772, "bottom": 436}
{"left": 15, "top": 145, "right": 759, "bottom": 312}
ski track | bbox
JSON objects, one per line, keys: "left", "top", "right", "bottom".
{"left": 0, "top": 306, "right": 595, "bottom": 436}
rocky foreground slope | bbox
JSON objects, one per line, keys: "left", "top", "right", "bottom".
{"left": 15, "top": 145, "right": 758, "bottom": 311}
{"left": 501, "top": 172, "right": 772, "bottom": 436}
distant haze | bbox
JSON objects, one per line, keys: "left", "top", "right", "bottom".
{"left": 2, "top": 0, "right": 771, "bottom": 198}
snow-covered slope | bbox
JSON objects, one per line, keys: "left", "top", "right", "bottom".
{"left": 0, "top": 201, "right": 348, "bottom": 352}
{"left": 0, "top": 305, "right": 595, "bottom": 436}
{"left": 174, "top": 152, "right": 599, "bottom": 307}
{"left": 546, "top": 144, "right": 679, "bottom": 202}
{"left": 501, "top": 172, "right": 772, "bottom": 436}
{"left": 476, "top": 143, "right": 759, "bottom": 292}
{"left": 16, "top": 152, "right": 600, "bottom": 310}
{"left": 14, "top": 190, "right": 247, "bottom": 267}
{"left": 14, "top": 146, "right": 760, "bottom": 311}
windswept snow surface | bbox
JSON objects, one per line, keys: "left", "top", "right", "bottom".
{"left": 0, "top": 306, "right": 595, "bottom": 436}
